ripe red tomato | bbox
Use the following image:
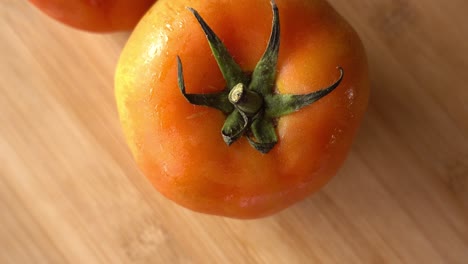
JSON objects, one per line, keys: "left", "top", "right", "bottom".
{"left": 115, "top": 0, "right": 369, "bottom": 218}
{"left": 28, "top": 0, "right": 156, "bottom": 32}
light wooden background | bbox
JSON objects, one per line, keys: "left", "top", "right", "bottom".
{"left": 1, "top": 0, "right": 468, "bottom": 263}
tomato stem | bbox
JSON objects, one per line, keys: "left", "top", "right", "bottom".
{"left": 177, "top": 0, "right": 343, "bottom": 153}
{"left": 229, "top": 83, "right": 264, "bottom": 116}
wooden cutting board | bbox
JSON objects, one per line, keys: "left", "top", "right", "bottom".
{"left": 1, "top": 0, "right": 467, "bottom": 263}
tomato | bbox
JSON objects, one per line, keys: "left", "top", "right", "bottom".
{"left": 115, "top": 0, "right": 369, "bottom": 218}
{"left": 28, "top": 0, "right": 156, "bottom": 32}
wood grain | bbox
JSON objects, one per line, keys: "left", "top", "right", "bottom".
{"left": 1, "top": 0, "right": 467, "bottom": 263}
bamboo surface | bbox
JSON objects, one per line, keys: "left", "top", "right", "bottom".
{"left": 1, "top": 0, "right": 468, "bottom": 263}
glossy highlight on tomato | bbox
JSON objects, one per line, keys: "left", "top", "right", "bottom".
{"left": 115, "top": 0, "right": 369, "bottom": 218}
{"left": 28, "top": 0, "right": 156, "bottom": 32}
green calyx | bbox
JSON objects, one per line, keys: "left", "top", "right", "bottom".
{"left": 177, "top": 0, "right": 344, "bottom": 153}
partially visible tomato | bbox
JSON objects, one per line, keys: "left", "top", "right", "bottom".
{"left": 28, "top": 0, "right": 156, "bottom": 32}
{"left": 115, "top": 0, "right": 369, "bottom": 218}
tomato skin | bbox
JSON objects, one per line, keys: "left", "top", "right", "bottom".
{"left": 115, "top": 0, "right": 369, "bottom": 218}
{"left": 28, "top": 0, "right": 156, "bottom": 32}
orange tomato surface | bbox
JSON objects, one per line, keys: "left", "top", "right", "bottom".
{"left": 115, "top": 0, "right": 369, "bottom": 218}
{"left": 28, "top": 0, "right": 156, "bottom": 32}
